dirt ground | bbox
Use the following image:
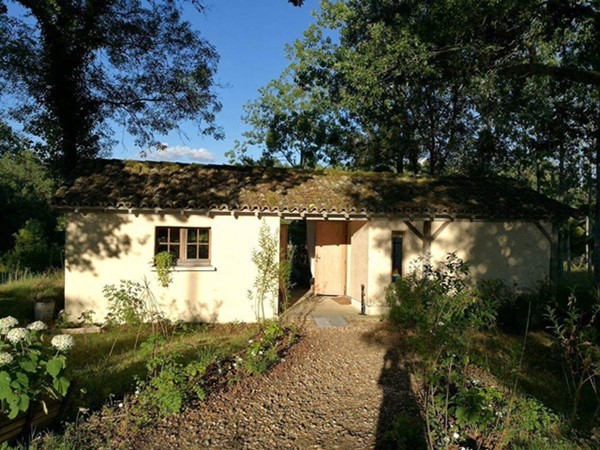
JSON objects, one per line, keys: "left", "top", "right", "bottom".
{"left": 130, "top": 317, "right": 419, "bottom": 449}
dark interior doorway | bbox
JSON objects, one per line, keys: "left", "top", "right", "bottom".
{"left": 283, "top": 220, "right": 312, "bottom": 309}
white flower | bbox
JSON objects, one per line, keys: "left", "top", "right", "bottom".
{"left": 6, "top": 328, "right": 28, "bottom": 344}
{"left": 51, "top": 334, "right": 75, "bottom": 352}
{"left": 0, "top": 352, "right": 14, "bottom": 366}
{"left": 437, "top": 321, "right": 445, "bottom": 327}
{"left": 27, "top": 321, "right": 48, "bottom": 331}
{"left": 0, "top": 316, "right": 18, "bottom": 331}
{"left": 453, "top": 432, "right": 460, "bottom": 440}
{"left": 118, "top": 402, "right": 124, "bottom": 408}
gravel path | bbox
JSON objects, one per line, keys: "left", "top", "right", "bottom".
{"left": 133, "top": 319, "right": 419, "bottom": 449}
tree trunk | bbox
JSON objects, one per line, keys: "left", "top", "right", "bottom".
{"left": 594, "top": 141, "right": 600, "bottom": 287}
{"left": 395, "top": 150, "right": 404, "bottom": 174}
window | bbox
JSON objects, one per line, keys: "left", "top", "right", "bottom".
{"left": 155, "top": 227, "right": 210, "bottom": 265}
{"left": 391, "top": 232, "right": 403, "bottom": 281}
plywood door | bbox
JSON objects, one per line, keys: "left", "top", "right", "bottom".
{"left": 315, "top": 221, "right": 347, "bottom": 295}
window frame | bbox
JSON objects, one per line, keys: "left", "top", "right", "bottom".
{"left": 154, "top": 226, "right": 212, "bottom": 267}
{"left": 391, "top": 231, "right": 404, "bottom": 282}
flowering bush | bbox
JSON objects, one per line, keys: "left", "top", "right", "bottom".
{"left": 0, "top": 316, "right": 73, "bottom": 419}
{"left": 27, "top": 321, "right": 48, "bottom": 331}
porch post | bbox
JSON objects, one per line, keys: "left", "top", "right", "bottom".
{"left": 550, "top": 221, "right": 560, "bottom": 286}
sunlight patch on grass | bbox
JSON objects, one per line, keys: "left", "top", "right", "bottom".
{"left": 66, "top": 322, "right": 260, "bottom": 410}
{"left": 0, "top": 270, "right": 63, "bottom": 322}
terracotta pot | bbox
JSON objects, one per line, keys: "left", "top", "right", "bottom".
{"left": 34, "top": 301, "right": 55, "bottom": 322}
{"left": 0, "top": 398, "right": 61, "bottom": 444}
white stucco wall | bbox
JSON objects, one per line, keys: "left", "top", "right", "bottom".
{"left": 366, "top": 220, "right": 422, "bottom": 309}
{"left": 361, "top": 219, "right": 551, "bottom": 308}
{"left": 430, "top": 221, "right": 551, "bottom": 288}
{"left": 64, "top": 211, "right": 280, "bottom": 324}
{"left": 347, "top": 221, "right": 369, "bottom": 302}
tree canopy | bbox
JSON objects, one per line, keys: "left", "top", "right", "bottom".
{"left": 0, "top": 0, "right": 222, "bottom": 178}
{"left": 238, "top": 0, "right": 600, "bottom": 281}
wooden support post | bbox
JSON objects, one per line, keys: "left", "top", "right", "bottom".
{"left": 404, "top": 219, "right": 450, "bottom": 259}
{"left": 550, "top": 222, "right": 560, "bottom": 286}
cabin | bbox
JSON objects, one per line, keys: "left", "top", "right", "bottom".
{"left": 53, "top": 159, "right": 571, "bottom": 323}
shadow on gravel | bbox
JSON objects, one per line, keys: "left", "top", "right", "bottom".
{"left": 361, "top": 324, "right": 427, "bottom": 450}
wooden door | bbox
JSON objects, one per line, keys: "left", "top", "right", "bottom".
{"left": 315, "top": 221, "right": 347, "bottom": 295}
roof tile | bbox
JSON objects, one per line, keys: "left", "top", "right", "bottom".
{"left": 52, "top": 159, "right": 573, "bottom": 220}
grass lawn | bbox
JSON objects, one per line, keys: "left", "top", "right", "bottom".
{"left": 66, "top": 322, "right": 259, "bottom": 412}
{"left": 0, "top": 270, "right": 63, "bottom": 323}
{"left": 0, "top": 272, "right": 260, "bottom": 415}
{"left": 474, "top": 328, "right": 599, "bottom": 433}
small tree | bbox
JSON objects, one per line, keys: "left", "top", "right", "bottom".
{"left": 279, "top": 243, "right": 296, "bottom": 311}
{"left": 546, "top": 294, "right": 600, "bottom": 422}
{"left": 248, "top": 222, "right": 280, "bottom": 321}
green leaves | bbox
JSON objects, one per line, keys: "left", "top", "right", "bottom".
{"left": 0, "top": 324, "right": 71, "bottom": 421}
{"left": 0, "top": 370, "right": 31, "bottom": 419}
{"left": 1, "top": 1, "right": 222, "bottom": 178}
{"left": 52, "top": 376, "right": 70, "bottom": 397}
{"left": 46, "top": 356, "right": 66, "bottom": 378}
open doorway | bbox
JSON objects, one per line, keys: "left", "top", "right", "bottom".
{"left": 279, "top": 220, "right": 312, "bottom": 311}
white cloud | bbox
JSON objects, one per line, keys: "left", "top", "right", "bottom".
{"left": 144, "top": 145, "right": 215, "bottom": 163}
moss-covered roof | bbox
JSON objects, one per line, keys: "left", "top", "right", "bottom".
{"left": 53, "top": 159, "right": 573, "bottom": 220}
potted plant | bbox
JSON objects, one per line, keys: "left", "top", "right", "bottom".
{"left": 32, "top": 273, "right": 55, "bottom": 322}
{"left": 0, "top": 316, "right": 74, "bottom": 442}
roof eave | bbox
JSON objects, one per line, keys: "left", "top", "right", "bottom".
{"left": 52, "top": 204, "right": 563, "bottom": 222}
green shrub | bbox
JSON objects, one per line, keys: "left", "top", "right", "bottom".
{"left": 137, "top": 354, "right": 187, "bottom": 417}
{"left": 546, "top": 294, "right": 600, "bottom": 422}
{"left": 387, "top": 254, "right": 501, "bottom": 449}
{"left": 103, "top": 280, "right": 149, "bottom": 325}
{"left": 510, "top": 395, "right": 558, "bottom": 437}
{"left": 382, "top": 413, "right": 426, "bottom": 449}
{"left": 242, "top": 321, "right": 290, "bottom": 375}
{"left": 135, "top": 333, "right": 216, "bottom": 420}
{"left": 2, "top": 219, "right": 61, "bottom": 273}
{"left": 478, "top": 278, "right": 554, "bottom": 334}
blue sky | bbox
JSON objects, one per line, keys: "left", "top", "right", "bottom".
{"left": 128, "top": 1, "right": 320, "bottom": 165}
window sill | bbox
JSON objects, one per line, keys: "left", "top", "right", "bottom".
{"left": 151, "top": 265, "right": 216, "bottom": 273}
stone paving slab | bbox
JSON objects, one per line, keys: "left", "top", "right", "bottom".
{"left": 313, "top": 316, "right": 334, "bottom": 328}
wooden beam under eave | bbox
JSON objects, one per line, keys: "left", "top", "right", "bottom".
{"left": 534, "top": 221, "right": 552, "bottom": 243}
{"left": 431, "top": 221, "right": 452, "bottom": 241}
{"left": 403, "top": 221, "right": 424, "bottom": 241}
